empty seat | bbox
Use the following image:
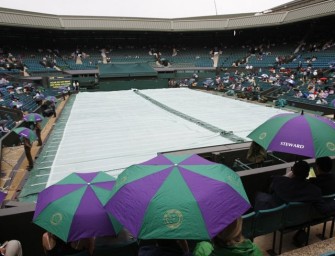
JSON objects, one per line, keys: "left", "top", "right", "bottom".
{"left": 277, "top": 202, "right": 313, "bottom": 255}
{"left": 253, "top": 204, "right": 286, "bottom": 254}
{"left": 242, "top": 211, "right": 256, "bottom": 240}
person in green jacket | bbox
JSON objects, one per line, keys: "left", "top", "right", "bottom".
{"left": 194, "top": 217, "right": 262, "bottom": 256}
{"left": 210, "top": 217, "right": 262, "bottom": 256}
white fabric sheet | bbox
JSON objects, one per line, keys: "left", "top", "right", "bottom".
{"left": 47, "top": 88, "right": 290, "bottom": 186}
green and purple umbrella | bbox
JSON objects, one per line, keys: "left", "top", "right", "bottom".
{"left": 247, "top": 112, "right": 335, "bottom": 158}
{"left": 13, "top": 127, "right": 37, "bottom": 143}
{"left": 45, "top": 96, "right": 57, "bottom": 103}
{"left": 33, "top": 171, "right": 122, "bottom": 242}
{"left": 0, "top": 191, "right": 6, "bottom": 206}
{"left": 23, "top": 113, "right": 44, "bottom": 122}
{"left": 105, "top": 154, "right": 250, "bottom": 240}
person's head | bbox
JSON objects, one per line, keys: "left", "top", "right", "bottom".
{"left": 315, "top": 157, "right": 333, "bottom": 174}
{"left": 213, "top": 217, "right": 244, "bottom": 247}
{"left": 291, "top": 160, "right": 310, "bottom": 179}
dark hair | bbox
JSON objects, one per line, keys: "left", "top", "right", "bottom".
{"left": 316, "top": 157, "right": 333, "bottom": 173}
{"left": 292, "top": 160, "right": 310, "bottom": 179}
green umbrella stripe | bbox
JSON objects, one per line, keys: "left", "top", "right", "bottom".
{"left": 91, "top": 184, "right": 114, "bottom": 206}
{"left": 305, "top": 116, "right": 335, "bottom": 156}
{"left": 91, "top": 171, "right": 115, "bottom": 183}
{"left": 56, "top": 173, "right": 89, "bottom": 185}
{"left": 164, "top": 154, "right": 192, "bottom": 164}
{"left": 113, "top": 165, "right": 172, "bottom": 190}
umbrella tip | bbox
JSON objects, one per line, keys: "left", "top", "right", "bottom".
{"left": 301, "top": 110, "right": 304, "bottom": 115}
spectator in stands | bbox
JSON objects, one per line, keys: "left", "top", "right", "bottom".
{"left": 256, "top": 161, "right": 335, "bottom": 214}
{"left": 194, "top": 217, "right": 262, "bottom": 256}
{"left": 293, "top": 89, "right": 303, "bottom": 98}
{"left": 271, "top": 160, "right": 321, "bottom": 203}
{"left": 75, "top": 81, "right": 80, "bottom": 93}
{"left": 67, "top": 85, "right": 71, "bottom": 96}
{"left": 309, "top": 157, "right": 335, "bottom": 195}
{"left": 316, "top": 97, "right": 327, "bottom": 104}
{"left": 42, "top": 231, "right": 93, "bottom": 256}
{"left": 0, "top": 240, "right": 23, "bottom": 256}
{"left": 33, "top": 90, "right": 43, "bottom": 105}
{"left": 246, "top": 141, "right": 267, "bottom": 167}
{"left": 0, "top": 77, "right": 9, "bottom": 85}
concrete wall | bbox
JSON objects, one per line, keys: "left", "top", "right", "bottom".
{"left": 0, "top": 202, "right": 44, "bottom": 256}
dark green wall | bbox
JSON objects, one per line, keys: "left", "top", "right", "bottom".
{"left": 98, "top": 78, "right": 167, "bottom": 91}
{"left": 81, "top": 70, "right": 218, "bottom": 91}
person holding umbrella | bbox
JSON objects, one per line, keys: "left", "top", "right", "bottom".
{"left": 23, "top": 113, "right": 44, "bottom": 146}
{"left": 13, "top": 127, "right": 37, "bottom": 171}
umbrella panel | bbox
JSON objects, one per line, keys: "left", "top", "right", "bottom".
{"left": 23, "top": 113, "right": 44, "bottom": 122}
{"left": 13, "top": 127, "right": 37, "bottom": 142}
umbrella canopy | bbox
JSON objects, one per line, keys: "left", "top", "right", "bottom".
{"left": 13, "top": 127, "right": 37, "bottom": 143}
{"left": 105, "top": 154, "right": 250, "bottom": 240}
{"left": 247, "top": 112, "right": 335, "bottom": 158}
{"left": 45, "top": 96, "right": 57, "bottom": 103}
{"left": 33, "top": 172, "right": 122, "bottom": 242}
{"left": 23, "top": 113, "right": 44, "bottom": 122}
{"left": 0, "top": 191, "right": 6, "bottom": 205}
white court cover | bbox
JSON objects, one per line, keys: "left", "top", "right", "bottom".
{"left": 47, "top": 88, "right": 289, "bottom": 186}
